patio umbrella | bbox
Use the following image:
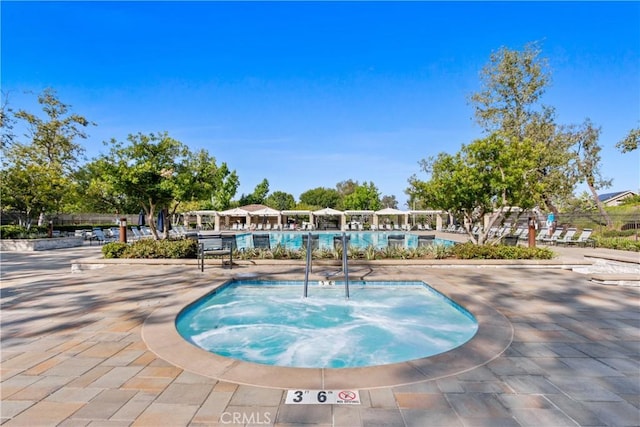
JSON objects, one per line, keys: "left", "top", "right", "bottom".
{"left": 157, "top": 210, "right": 164, "bottom": 232}
{"left": 138, "top": 210, "right": 146, "bottom": 226}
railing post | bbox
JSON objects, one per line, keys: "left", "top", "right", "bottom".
{"left": 303, "top": 232, "right": 312, "bottom": 298}
{"left": 342, "top": 232, "right": 349, "bottom": 299}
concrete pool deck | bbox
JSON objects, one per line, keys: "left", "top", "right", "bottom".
{"left": 1, "top": 242, "right": 639, "bottom": 426}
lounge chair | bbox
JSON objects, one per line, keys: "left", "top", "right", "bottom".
{"left": 130, "top": 226, "right": 143, "bottom": 240}
{"left": 486, "top": 226, "right": 499, "bottom": 238}
{"left": 91, "top": 228, "right": 113, "bottom": 244}
{"left": 140, "top": 226, "right": 153, "bottom": 237}
{"left": 542, "top": 228, "right": 564, "bottom": 245}
{"left": 535, "top": 227, "right": 549, "bottom": 242}
{"left": 555, "top": 228, "right": 577, "bottom": 246}
{"left": 497, "top": 226, "right": 511, "bottom": 237}
{"left": 565, "top": 228, "right": 595, "bottom": 247}
{"left": 512, "top": 227, "right": 526, "bottom": 237}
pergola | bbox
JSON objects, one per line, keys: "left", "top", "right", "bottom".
{"left": 313, "top": 207, "right": 346, "bottom": 230}
{"left": 185, "top": 206, "right": 446, "bottom": 231}
{"left": 374, "top": 207, "right": 408, "bottom": 228}
{"left": 408, "top": 210, "right": 445, "bottom": 230}
{"left": 217, "top": 207, "right": 251, "bottom": 229}
{"left": 280, "top": 210, "right": 312, "bottom": 229}
{"left": 249, "top": 206, "right": 281, "bottom": 228}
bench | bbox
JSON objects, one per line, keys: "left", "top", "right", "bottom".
{"left": 198, "top": 236, "right": 232, "bottom": 271}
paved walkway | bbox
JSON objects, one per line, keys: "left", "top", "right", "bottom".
{"left": 1, "top": 244, "right": 639, "bottom": 426}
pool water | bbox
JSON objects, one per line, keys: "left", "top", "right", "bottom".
{"left": 234, "top": 231, "right": 452, "bottom": 251}
{"left": 176, "top": 280, "right": 478, "bottom": 368}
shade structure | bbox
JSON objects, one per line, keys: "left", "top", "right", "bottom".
{"left": 313, "top": 207, "right": 344, "bottom": 216}
{"left": 281, "top": 210, "right": 311, "bottom": 216}
{"left": 218, "top": 207, "right": 250, "bottom": 216}
{"left": 375, "top": 207, "right": 406, "bottom": 216}
{"left": 250, "top": 207, "right": 281, "bottom": 216}
{"left": 344, "top": 210, "right": 375, "bottom": 216}
{"left": 374, "top": 207, "right": 409, "bottom": 228}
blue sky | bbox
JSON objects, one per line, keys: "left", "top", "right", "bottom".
{"left": 3, "top": 1, "right": 639, "bottom": 208}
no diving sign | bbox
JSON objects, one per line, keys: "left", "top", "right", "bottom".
{"left": 286, "top": 389, "right": 360, "bottom": 405}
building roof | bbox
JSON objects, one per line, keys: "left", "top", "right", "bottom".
{"left": 598, "top": 190, "right": 637, "bottom": 202}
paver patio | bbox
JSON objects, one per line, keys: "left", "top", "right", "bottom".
{"left": 1, "top": 242, "right": 638, "bottom": 426}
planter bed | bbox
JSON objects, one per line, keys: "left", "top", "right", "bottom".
{"left": 0, "top": 236, "right": 84, "bottom": 251}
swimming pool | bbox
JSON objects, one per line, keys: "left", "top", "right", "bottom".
{"left": 176, "top": 280, "right": 478, "bottom": 368}
{"left": 232, "top": 231, "right": 452, "bottom": 251}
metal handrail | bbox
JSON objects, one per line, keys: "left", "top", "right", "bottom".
{"left": 303, "top": 232, "right": 350, "bottom": 299}
{"left": 342, "top": 232, "right": 350, "bottom": 299}
{"left": 303, "top": 232, "right": 312, "bottom": 297}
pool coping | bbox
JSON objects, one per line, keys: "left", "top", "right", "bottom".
{"left": 142, "top": 273, "right": 513, "bottom": 390}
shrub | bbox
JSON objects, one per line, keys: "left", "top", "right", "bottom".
{"left": 102, "top": 242, "right": 128, "bottom": 258}
{"left": 100, "top": 239, "right": 559, "bottom": 260}
{"left": 451, "top": 242, "right": 554, "bottom": 260}
{"left": 102, "top": 238, "right": 198, "bottom": 259}
{"left": 593, "top": 237, "right": 640, "bottom": 252}
{"left": 598, "top": 229, "right": 638, "bottom": 238}
{"left": 0, "top": 225, "right": 48, "bottom": 239}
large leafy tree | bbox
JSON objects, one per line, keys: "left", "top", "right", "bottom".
{"left": 341, "top": 181, "right": 382, "bottom": 210}
{"left": 170, "top": 149, "right": 238, "bottom": 220}
{"left": 469, "top": 42, "right": 579, "bottom": 214}
{"left": 616, "top": 127, "right": 639, "bottom": 153}
{"left": 336, "top": 179, "right": 359, "bottom": 199}
{"left": 265, "top": 191, "right": 296, "bottom": 210}
{"left": 0, "top": 88, "right": 93, "bottom": 226}
{"left": 573, "top": 119, "right": 613, "bottom": 227}
{"left": 523, "top": 109, "right": 579, "bottom": 212}
{"left": 97, "top": 132, "right": 236, "bottom": 239}
{"left": 381, "top": 195, "right": 399, "bottom": 209}
{"left": 1, "top": 91, "right": 16, "bottom": 149}
{"left": 208, "top": 162, "right": 239, "bottom": 210}
{"left": 238, "top": 179, "right": 269, "bottom": 206}
{"left": 408, "top": 134, "right": 541, "bottom": 244}
{"left": 299, "top": 187, "right": 341, "bottom": 209}
{"left": 70, "top": 158, "right": 140, "bottom": 214}
{"left": 470, "top": 42, "right": 550, "bottom": 139}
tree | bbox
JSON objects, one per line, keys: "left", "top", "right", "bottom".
{"left": 265, "top": 191, "right": 296, "bottom": 210}
{"left": 523, "top": 109, "right": 580, "bottom": 214}
{"left": 97, "top": 132, "right": 235, "bottom": 239}
{"left": 1, "top": 91, "right": 16, "bottom": 149}
{"left": 208, "top": 162, "right": 239, "bottom": 210}
{"left": 341, "top": 181, "right": 382, "bottom": 210}
{"left": 470, "top": 42, "right": 550, "bottom": 139}
{"left": 408, "top": 134, "right": 541, "bottom": 244}
{"left": 469, "top": 42, "right": 583, "bottom": 215}
{"left": 70, "top": 158, "right": 140, "bottom": 214}
{"left": 0, "top": 88, "right": 93, "bottom": 226}
{"left": 573, "top": 119, "right": 613, "bottom": 227}
{"left": 616, "top": 127, "right": 639, "bottom": 153}
{"left": 336, "top": 179, "right": 359, "bottom": 198}
{"left": 299, "top": 187, "right": 341, "bottom": 209}
{"left": 168, "top": 149, "right": 237, "bottom": 222}
{"left": 381, "top": 195, "right": 398, "bottom": 209}
{"left": 238, "top": 178, "right": 269, "bottom": 206}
